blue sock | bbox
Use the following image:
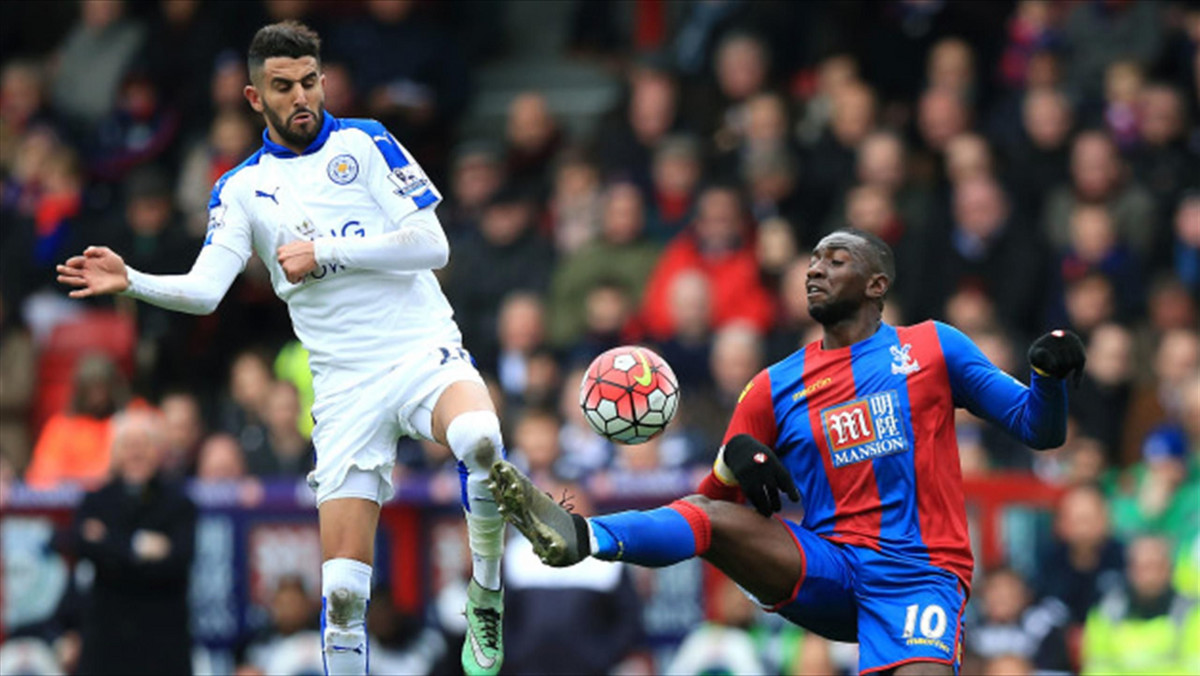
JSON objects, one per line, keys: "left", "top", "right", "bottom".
{"left": 589, "top": 502, "right": 709, "bottom": 567}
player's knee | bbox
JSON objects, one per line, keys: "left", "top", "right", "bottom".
{"left": 445, "top": 410, "right": 503, "bottom": 470}
{"left": 680, "top": 494, "right": 744, "bottom": 538}
{"left": 681, "top": 494, "right": 716, "bottom": 513}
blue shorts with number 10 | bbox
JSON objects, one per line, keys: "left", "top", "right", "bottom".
{"left": 771, "top": 519, "right": 967, "bottom": 675}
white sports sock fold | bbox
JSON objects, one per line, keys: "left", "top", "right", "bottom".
{"left": 322, "top": 558, "right": 372, "bottom": 676}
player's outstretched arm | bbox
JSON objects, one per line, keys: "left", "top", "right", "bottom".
{"left": 58, "top": 243, "right": 241, "bottom": 315}
{"left": 937, "top": 323, "right": 1078, "bottom": 450}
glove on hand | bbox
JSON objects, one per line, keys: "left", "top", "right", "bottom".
{"left": 722, "top": 434, "right": 799, "bottom": 517}
{"left": 1028, "top": 329, "right": 1086, "bottom": 386}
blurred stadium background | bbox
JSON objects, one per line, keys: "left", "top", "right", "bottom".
{"left": 1, "top": 0, "right": 1198, "bottom": 674}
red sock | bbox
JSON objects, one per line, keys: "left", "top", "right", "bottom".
{"left": 668, "top": 499, "right": 712, "bottom": 555}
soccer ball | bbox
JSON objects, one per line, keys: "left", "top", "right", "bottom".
{"left": 580, "top": 346, "right": 679, "bottom": 444}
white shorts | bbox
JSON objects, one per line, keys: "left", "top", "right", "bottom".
{"left": 307, "top": 345, "right": 485, "bottom": 506}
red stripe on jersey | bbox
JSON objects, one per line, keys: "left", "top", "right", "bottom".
{"left": 704, "top": 368, "right": 776, "bottom": 503}
{"left": 723, "top": 369, "right": 778, "bottom": 448}
{"left": 897, "top": 323, "right": 973, "bottom": 589}
{"left": 801, "top": 342, "right": 883, "bottom": 550}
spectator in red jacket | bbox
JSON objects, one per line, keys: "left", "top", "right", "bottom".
{"left": 636, "top": 185, "right": 775, "bottom": 341}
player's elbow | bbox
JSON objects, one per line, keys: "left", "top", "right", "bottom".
{"left": 190, "top": 294, "right": 222, "bottom": 315}
{"left": 1028, "top": 427, "right": 1067, "bottom": 451}
{"left": 429, "top": 241, "right": 449, "bottom": 270}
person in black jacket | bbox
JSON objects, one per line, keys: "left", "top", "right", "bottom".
{"left": 74, "top": 408, "right": 196, "bottom": 675}
{"left": 442, "top": 186, "right": 555, "bottom": 376}
{"left": 1035, "top": 484, "right": 1125, "bottom": 626}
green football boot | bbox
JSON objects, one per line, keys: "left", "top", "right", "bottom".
{"left": 462, "top": 578, "right": 503, "bottom": 676}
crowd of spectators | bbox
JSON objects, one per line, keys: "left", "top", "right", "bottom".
{"left": 1, "top": 0, "right": 1198, "bottom": 674}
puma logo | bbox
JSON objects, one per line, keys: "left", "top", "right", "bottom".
{"left": 255, "top": 187, "right": 280, "bottom": 204}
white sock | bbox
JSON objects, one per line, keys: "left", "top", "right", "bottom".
{"left": 466, "top": 474, "right": 505, "bottom": 590}
{"left": 322, "top": 558, "right": 372, "bottom": 676}
{"left": 446, "top": 411, "right": 506, "bottom": 591}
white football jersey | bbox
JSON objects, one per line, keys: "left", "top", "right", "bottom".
{"left": 204, "top": 114, "right": 460, "bottom": 398}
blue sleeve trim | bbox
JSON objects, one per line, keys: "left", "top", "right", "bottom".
{"left": 207, "top": 149, "right": 263, "bottom": 209}
{"left": 339, "top": 118, "right": 411, "bottom": 170}
{"left": 412, "top": 189, "right": 438, "bottom": 209}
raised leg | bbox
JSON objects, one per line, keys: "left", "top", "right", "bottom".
{"left": 488, "top": 460, "right": 804, "bottom": 606}
{"left": 429, "top": 380, "right": 506, "bottom": 676}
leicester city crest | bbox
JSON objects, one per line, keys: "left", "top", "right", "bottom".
{"left": 327, "top": 154, "right": 359, "bottom": 185}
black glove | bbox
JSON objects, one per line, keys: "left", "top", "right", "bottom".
{"left": 723, "top": 434, "right": 800, "bottom": 517}
{"left": 1028, "top": 329, "right": 1086, "bottom": 386}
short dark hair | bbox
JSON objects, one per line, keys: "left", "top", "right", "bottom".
{"left": 248, "top": 21, "right": 321, "bottom": 82}
{"left": 834, "top": 227, "right": 896, "bottom": 286}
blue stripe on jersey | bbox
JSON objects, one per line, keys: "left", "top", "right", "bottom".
{"left": 338, "top": 118, "right": 413, "bottom": 170}
{"left": 207, "top": 148, "right": 264, "bottom": 209}
{"left": 412, "top": 189, "right": 438, "bottom": 209}
{"left": 769, "top": 348, "right": 838, "bottom": 538}
{"left": 850, "top": 324, "right": 930, "bottom": 564}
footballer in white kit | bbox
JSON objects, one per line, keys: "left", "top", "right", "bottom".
{"left": 58, "top": 21, "right": 509, "bottom": 676}
{"left": 206, "top": 108, "right": 473, "bottom": 505}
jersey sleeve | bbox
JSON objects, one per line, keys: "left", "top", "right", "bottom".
{"left": 354, "top": 122, "right": 443, "bottom": 224}
{"left": 935, "top": 322, "right": 1067, "bottom": 450}
{"left": 203, "top": 175, "right": 253, "bottom": 266}
{"left": 123, "top": 244, "right": 242, "bottom": 315}
{"left": 699, "top": 369, "right": 778, "bottom": 500}
{"left": 722, "top": 369, "right": 779, "bottom": 448}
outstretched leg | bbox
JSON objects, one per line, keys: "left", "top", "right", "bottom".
{"left": 488, "top": 460, "right": 803, "bottom": 606}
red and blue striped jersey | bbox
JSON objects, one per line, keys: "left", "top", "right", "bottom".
{"left": 721, "top": 321, "right": 1067, "bottom": 589}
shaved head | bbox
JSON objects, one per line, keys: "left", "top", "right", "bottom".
{"left": 806, "top": 228, "right": 896, "bottom": 328}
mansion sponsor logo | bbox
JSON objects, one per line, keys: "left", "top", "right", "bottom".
{"left": 819, "top": 390, "right": 908, "bottom": 467}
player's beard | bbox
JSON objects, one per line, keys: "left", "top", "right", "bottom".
{"left": 265, "top": 103, "right": 324, "bottom": 149}
{"left": 808, "top": 295, "right": 860, "bottom": 327}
